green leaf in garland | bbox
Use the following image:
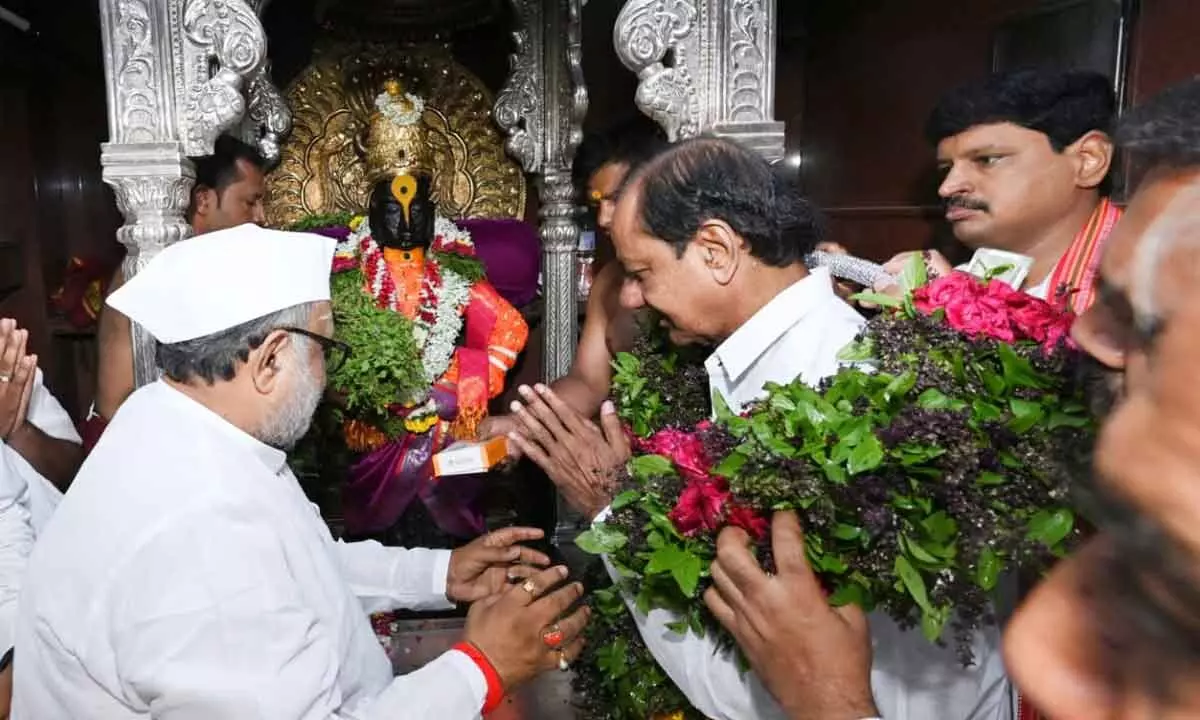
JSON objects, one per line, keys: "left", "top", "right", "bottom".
{"left": 1048, "top": 410, "right": 1091, "bottom": 429}
{"left": 998, "top": 343, "right": 1049, "bottom": 389}
{"left": 576, "top": 524, "right": 629, "bottom": 555}
{"left": 849, "top": 291, "right": 903, "bottom": 309}
{"left": 431, "top": 252, "right": 485, "bottom": 283}
{"left": 894, "top": 554, "right": 935, "bottom": 616}
{"left": 611, "top": 490, "right": 641, "bottom": 511}
{"left": 975, "top": 471, "right": 1006, "bottom": 487}
{"left": 1026, "top": 508, "right": 1075, "bottom": 548}
{"left": 921, "top": 606, "right": 949, "bottom": 643}
{"left": 630, "top": 454, "right": 675, "bottom": 480}
{"left": 975, "top": 547, "right": 1001, "bottom": 591}
{"left": 288, "top": 211, "right": 356, "bottom": 231}
{"left": 645, "top": 545, "right": 703, "bottom": 598}
{"left": 711, "top": 451, "right": 747, "bottom": 479}
{"left": 837, "top": 336, "right": 876, "bottom": 363}
{"left": 898, "top": 251, "right": 928, "bottom": 294}
{"left": 1008, "top": 398, "right": 1046, "bottom": 434}
{"left": 847, "top": 433, "right": 885, "bottom": 475}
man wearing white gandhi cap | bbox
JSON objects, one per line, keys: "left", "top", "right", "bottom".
{"left": 13, "top": 224, "right": 588, "bottom": 719}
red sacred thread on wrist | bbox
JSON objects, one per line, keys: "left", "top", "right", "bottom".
{"left": 453, "top": 641, "right": 505, "bottom": 714}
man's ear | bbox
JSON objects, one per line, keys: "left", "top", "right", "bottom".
{"left": 693, "top": 220, "right": 742, "bottom": 286}
{"left": 247, "top": 330, "right": 291, "bottom": 395}
{"left": 191, "top": 186, "right": 218, "bottom": 219}
{"left": 1069, "top": 130, "right": 1115, "bottom": 191}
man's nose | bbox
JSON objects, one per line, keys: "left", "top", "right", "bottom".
{"left": 597, "top": 200, "right": 616, "bottom": 231}
{"left": 253, "top": 203, "right": 267, "bottom": 226}
{"left": 619, "top": 278, "right": 645, "bottom": 310}
{"left": 937, "top": 164, "right": 972, "bottom": 198}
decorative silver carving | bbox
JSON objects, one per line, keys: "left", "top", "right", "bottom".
{"left": 496, "top": 0, "right": 589, "bottom": 542}
{"left": 614, "top": 0, "right": 785, "bottom": 161}
{"left": 614, "top": 0, "right": 700, "bottom": 140}
{"left": 242, "top": 63, "right": 292, "bottom": 165}
{"left": 101, "top": 0, "right": 176, "bottom": 143}
{"left": 99, "top": 0, "right": 280, "bottom": 388}
{"left": 174, "top": 0, "right": 270, "bottom": 155}
{"left": 101, "top": 143, "right": 196, "bottom": 387}
{"left": 495, "top": 0, "right": 542, "bottom": 172}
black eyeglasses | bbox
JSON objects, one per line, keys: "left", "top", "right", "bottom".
{"left": 281, "top": 327, "right": 352, "bottom": 374}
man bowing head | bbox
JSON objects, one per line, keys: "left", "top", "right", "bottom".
{"left": 14, "top": 224, "right": 588, "bottom": 719}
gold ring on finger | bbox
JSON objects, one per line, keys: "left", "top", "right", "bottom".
{"left": 0, "top": 374, "right": 10, "bottom": 383}
{"left": 520, "top": 579, "right": 537, "bottom": 596}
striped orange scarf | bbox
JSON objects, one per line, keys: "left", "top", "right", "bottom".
{"left": 1043, "top": 197, "right": 1123, "bottom": 313}
{"left": 1017, "top": 198, "right": 1121, "bottom": 720}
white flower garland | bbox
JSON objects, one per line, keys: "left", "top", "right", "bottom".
{"left": 341, "top": 215, "right": 473, "bottom": 393}
{"left": 375, "top": 90, "right": 425, "bottom": 127}
{"left": 418, "top": 267, "right": 470, "bottom": 386}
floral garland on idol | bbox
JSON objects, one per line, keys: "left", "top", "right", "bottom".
{"left": 572, "top": 261, "right": 1096, "bottom": 720}
{"left": 288, "top": 211, "right": 484, "bottom": 445}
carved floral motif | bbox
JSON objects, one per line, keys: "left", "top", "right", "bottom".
{"left": 109, "top": 0, "right": 163, "bottom": 143}
{"left": 494, "top": 0, "right": 543, "bottom": 173}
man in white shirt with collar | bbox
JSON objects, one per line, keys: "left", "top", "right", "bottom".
{"left": 509, "top": 137, "right": 1010, "bottom": 719}
{"left": 0, "top": 318, "right": 83, "bottom": 718}
{"left": 14, "top": 225, "right": 588, "bottom": 719}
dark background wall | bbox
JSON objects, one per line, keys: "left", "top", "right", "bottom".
{"left": 2, "top": 0, "right": 1200, "bottom": 419}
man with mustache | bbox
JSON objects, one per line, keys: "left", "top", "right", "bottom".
{"left": 508, "top": 137, "right": 1010, "bottom": 719}
{"left": 706, "top": 77, "right": 1200, "bottom": 720}
{"left": 881, "top": 69, "right": 1119, "bottom": 313}
{"left": 13, "top": 225, "right": 588, "bottom": 718}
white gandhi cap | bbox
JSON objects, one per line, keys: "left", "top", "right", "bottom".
{"left": 107, "top": 224, "right": 336, "bottom": 344}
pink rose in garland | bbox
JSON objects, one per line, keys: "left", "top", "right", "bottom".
{"left": 637, "top": 427, "right": 712, "bottom": 483}
{"left": 914, "top": 271, "right": 1075, "bottom": 351}
{"left": 668, "top": 478, "right": 730, "bottom": 536}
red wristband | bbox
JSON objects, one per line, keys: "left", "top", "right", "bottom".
{"left": 453, "top": 641, "right": 505, "bottom": 714}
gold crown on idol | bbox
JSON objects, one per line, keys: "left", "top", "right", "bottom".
{"left": 364, "top": 78, "right": 433, "bottom": 183}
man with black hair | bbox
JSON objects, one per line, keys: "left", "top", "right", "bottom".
{"left": 507, "top": 137, "right": 1009, "bottom": 719}
{"left": 478, "top": 119, "right": 667, "bottom": 444}
{"left": 882, "top": 69, "right": 1119, "bottom": 312}
{"left": 87, "top": 135, "right": 269, "bottom": 448}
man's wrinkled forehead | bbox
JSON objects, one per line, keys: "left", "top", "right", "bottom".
{"left": 1125, "top": 174, "right": 1200, "bottom": 324}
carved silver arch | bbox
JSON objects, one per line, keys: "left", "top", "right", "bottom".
{"left": 496, "top": 0, "right": 588, "bottom": 385}
{"left": 496, "top": 0, "right": 588, "bottom": 543}
{"left": 99, "top": 0, "right": 281, "bottom": 387}
{"left": 614, "top": 0, "right": 785, "bottom": 160}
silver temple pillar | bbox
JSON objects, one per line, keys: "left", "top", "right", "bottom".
{"left": 495, "top": 0, "right": 589, "bottom": 543}
{"left": 98, "top": 0, "right": 289, "bottom": 387}
{"left": 614, "top": 0, "right": 786, "bottom": 161}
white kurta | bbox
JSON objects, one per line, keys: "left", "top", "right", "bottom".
{"left": 0, "top": 369, "right": 80, "bottom": 654}
{"left": 14, "top": 381, "right": 487, "bottom": 719}
{"left": 603, "top": 268, "right": 1014, "bottom": 720}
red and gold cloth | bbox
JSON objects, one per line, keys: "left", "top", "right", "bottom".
{"left": 1045, "top": 197, "right": 1122, "bottom": 313}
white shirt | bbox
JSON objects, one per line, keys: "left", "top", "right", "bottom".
{"left": 603, "top": 269, "right": 1013, "bottom": 720}
{"left": 0, "top": 370, "right": 80, "bottom": 653}
{"left": 14, "top": 381, "right": 487, "bottom": 719}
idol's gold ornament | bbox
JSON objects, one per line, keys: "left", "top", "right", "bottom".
{"left": 265, "top": 42, "right": 526, "bottom": 227}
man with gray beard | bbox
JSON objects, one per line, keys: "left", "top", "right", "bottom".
{"left": 13, "top": 225, "right": 589, "bottom": 718}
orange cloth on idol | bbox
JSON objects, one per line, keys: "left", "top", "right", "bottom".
{"left": 380, "top": 246, "right": 528, "bottom": 399}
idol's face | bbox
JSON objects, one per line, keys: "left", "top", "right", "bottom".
{"left": 935, "top": 122, "right": 1105, "bottom": 251}
{"left": 609, "top": 180, "right": 734, "bottom": 346}
{"left": 369, "top": 173, "right": 435, "bottom": 250}
{"left": 1005, "top": 167, "right": 1200, "bottom": 719}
